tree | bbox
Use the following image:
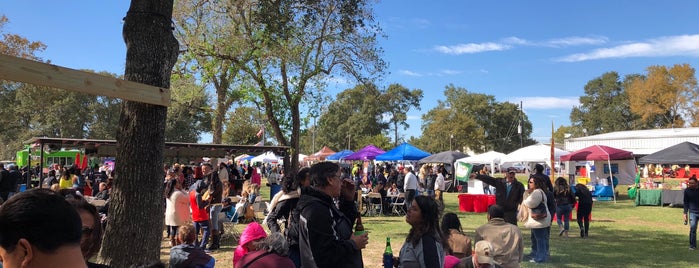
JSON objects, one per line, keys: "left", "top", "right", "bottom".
{"left": 0, "top": 15, "right": 46, "bottom": 159}
{"left": 317, "top": 84, "right": 388, "bottom": 151}
{"left": 627, "top": 64, "right": 699, "bottom": 128}
{"left": 172, "top": 0, "right": 249, "bottom": 144}
{"left": 165, "top": 74, "right": 211, "bottom": 142}
{"left": 418, "top": 85, "right": 534, "bottom": 154}
{"left": 222, "top": 106, "right": 266, "bottom": 145}
{"left": 570, "top": 71, "right": 638, "bottom": 135}
{"left": 384, "top": 84, "right": 423, "bottom": 145}
{"left": 99, "top": 1, "right": 179, "bottom": 266}
{"left": 222, "top": 0, "right": 385, "bottom": 175}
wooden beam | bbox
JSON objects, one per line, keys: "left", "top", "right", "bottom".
{"left": 0, "top": 54, "right": 170, "bottom": 106}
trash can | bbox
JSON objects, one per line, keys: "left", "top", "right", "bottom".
{"left": 270, "top": 184, "right": 282, "bottom": 198}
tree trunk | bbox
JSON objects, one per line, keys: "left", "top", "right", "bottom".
{"left": 99, "top": 1, "right": 179, "bottom": 267}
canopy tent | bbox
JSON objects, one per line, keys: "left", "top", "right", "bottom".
{"left": 326, "top": 150, "right": 354, "bottom": 161}
{"left": 638, "top": 141, "right": 699, "bottom": 164}
{"left": 561, "top": 145, "right": 634, "bottom": 162}
{"left": 561, "top": 145, "right": 637, "bottom": 203}
{"left": 501, "top": 144, "right": 569, "bottom": 164}
{"left": 375, "top": 142, "right": 431, "bottom": 161}
{"left": 251, "top": 151, "right": 281, "bottom": 163}
{"left": 418, "top": 150, "right": 468, "bottom": 165}
{"left": 298, "top": 154, "right": 308, "bottom": 162}
{"left": 234, "top": 154, "right": 250, "bottom": 161}
{"left": 344, "top": 145, "right": 386, "bottom": 161}
{"left": 305, "top": 146, "right": 337, "bottom": 161}
{"left": 455, "top": 150, "right": 506, "bottom": 173}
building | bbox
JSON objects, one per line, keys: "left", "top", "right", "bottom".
{"left": 564, "top": 127, "right": 699, "bottom": 155}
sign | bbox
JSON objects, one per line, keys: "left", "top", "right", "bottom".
{"left": 455, "top": 161, "right": 473, "bottom": 182}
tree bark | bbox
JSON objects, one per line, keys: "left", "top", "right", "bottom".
{"left": 99, "top": 1, "right": 179, "bottom": 267}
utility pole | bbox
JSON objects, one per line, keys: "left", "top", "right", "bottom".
{"left": 450, "top": 134, "right": 454, "bottom": 151}
{"left": 518, "top": 101, "right": 523, "bottom": 148}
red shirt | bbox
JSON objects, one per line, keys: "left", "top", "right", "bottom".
{"left": 189, "top": 190, "right": 209, "bottom": 222}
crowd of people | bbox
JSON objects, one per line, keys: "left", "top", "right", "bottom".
{"left": 0, "top": 159, "right": 602, "bottom": 268}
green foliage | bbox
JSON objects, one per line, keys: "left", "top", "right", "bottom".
{"left": 570, "top": 71, "right": 639, "bottom": 135}
{"left": 317, "top": 84, "right": 388, "bottom": 151}
{"left": 222, "top": 106, "right": 266, "bottom": 145}
{"left": 384, "top": 84, "right": 423, "bottom": 145}
{"left": 417, "top": 84, "right": 534, "bottom": 154}
{"left": 165, "top": 74, "right": 211, "bottom": 142}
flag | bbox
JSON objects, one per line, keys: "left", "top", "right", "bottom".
{"left": 550, "top": 121, "right": 555, "bottom": 179}
{"left": 455, "top": 161, "right": 473, "bottom": 182}
{"left": 256, "top": 126, "right": 264, "bottom": 138}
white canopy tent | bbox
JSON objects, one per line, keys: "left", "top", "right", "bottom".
{"left": 501, "top": 144, "right": 569, "bottom": 172}
{"left": 456, "top": 150, "right": 506, "bottom": 173}
{"left": 251, "top": 151, "right": 281, "bottom": 163}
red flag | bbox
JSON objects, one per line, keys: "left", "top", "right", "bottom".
{"left": 256, "top": 126, "right": 264, "bottom": 138}
{"left": 550, "top": 121, "right": 555, "bottom": 179}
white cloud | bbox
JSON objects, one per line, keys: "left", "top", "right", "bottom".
{"left": 434, "top": 35, "right": 608, "bottom": 55}
{"left": 557, "top": 34, "right": 699, "bottom": 62}
{"left": 508, "top": 96, "right": 579, "bottom": 109}
{"left": 398, "top": 70, "right": 422, "bottom": 77}
{"left": 439, "top": 69, "right": 461, "bottom": 75}
{"left": 544, "top": 36, "right": 608, "bottom": 47}
{"left": 502, "top": 36, "right": 530, "bottom": 45}
{"left": 434, "top": 42, "right": 511, "bottom": 55}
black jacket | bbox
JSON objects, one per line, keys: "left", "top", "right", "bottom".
{"left": 475, "top": 174, "right": 524, "bottom": 212}
{"left": 266, "top": 196, "right": 299, "bottom": 234}
{"left": 289, "top": 186, "right": 362, "bottom": 268}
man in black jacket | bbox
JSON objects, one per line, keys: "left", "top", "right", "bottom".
{"left": 474, "top": 168, "right": 525, "bottom": 225}
{"left": 288, "top": 162, "right": 368, "bottom": 268}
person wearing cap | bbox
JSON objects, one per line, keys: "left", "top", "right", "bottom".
{"left": 459, "top": 241, "right": 502, "bottom": 268}
{"left": 471, "top": 168, "right": 525, "bottom": 225}
{"left": 475, "top": 205, "right": 523, "bottom": 268}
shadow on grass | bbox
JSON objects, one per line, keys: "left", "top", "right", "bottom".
{"left": 519, "top": 223, "right": 699, "bottom": 267}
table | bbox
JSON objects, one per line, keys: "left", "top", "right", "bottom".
{"left": 635, "top": 189, "right": 662, "bottom": 206}
{"left": 661, "top": 189, "right": 684, "bottom": 206}
{"left": 458, "top": 194, "right": 496, "bottom": 213}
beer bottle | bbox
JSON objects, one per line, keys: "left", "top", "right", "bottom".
{"left": 383, "top": 237, "right": 393, "bottom": 268}
{"left": 354, "top": 214, "right": 365, "bottom": 236}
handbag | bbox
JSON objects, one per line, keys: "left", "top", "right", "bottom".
{"left": 530, "top": 190, "right": 548, "bottom": 220}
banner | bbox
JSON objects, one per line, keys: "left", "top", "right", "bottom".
{"left": 455, "top": 161, "right": 473, "bottom": 182}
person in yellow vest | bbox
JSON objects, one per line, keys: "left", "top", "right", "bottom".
{"left": 59, "top": 169, "right": 74, "bottom": 189}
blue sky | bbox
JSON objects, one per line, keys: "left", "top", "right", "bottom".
{"left": 3, "top": 1, "right": 699, "bottom": 144}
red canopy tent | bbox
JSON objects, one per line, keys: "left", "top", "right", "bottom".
{"left": 560, "top": 145, "right": 634, "bottom": 161}
{"left": 561, "top": 145, "right": 635, "bottom": 203}
{"left": 305, "top": 146, "right": 337, "bottom": 161}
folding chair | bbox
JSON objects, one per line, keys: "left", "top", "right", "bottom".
{"left": 389, "top": 193, "right": 406, "bottom": 216}
{"left": 366, "top": 192, "right": 383, "bottom": 216}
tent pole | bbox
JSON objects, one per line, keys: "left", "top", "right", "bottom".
{"left": 609, "top": 158, "right": 616, "bottom": 204}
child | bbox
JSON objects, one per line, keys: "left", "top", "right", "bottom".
{"left": 169, "top": 224, "right": 215, "bottom": 268}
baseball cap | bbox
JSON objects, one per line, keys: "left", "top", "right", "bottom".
{"left": 507, "top": 167, "right": 517, "bottom": 173}
{"left": 474, "top": 241, "right": 496, "bottom": 265}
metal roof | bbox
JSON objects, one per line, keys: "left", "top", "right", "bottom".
{"left": 564, "top": 127, "right": 699, "bottom": 155}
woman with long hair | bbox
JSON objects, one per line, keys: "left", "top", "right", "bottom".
{"left": 554, "top": 177, "right": 575, "bottom": 237}
{"left": 265, "top": 167, "right": 311, "bottom": 233}
{"left": 440, "top": 212, "right": 472, "bottom": 258}
{"left": 396, "top": 195, "right": 446, "bottom": 267}
{"left": 165, "top": 178, "right": 190, "bottom": 247}
{"left": 574, "top": 183, "right": 593, "bottom": 238}
{"left": 523, "top": 177, "right": 551, "bottom": 263}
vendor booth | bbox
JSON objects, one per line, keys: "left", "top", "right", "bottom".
{"left": 561, "top": 145, "right": 636, "bottom": 203}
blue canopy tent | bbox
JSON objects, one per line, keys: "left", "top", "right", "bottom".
{"left": 375, "top": 142, "right": 431, "bottom": 161}
{"left": 326, "top": 149, "right": 354, "bottom": 161}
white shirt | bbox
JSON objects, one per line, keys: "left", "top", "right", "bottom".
{"left": 435, "top": 173, "right": 445, "bottom": 191}
{"left": 404, "top": 172, "right": 418, "bottom": 190}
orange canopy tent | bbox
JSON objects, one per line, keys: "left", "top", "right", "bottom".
{"left": 305, "top": 146, "right": 337, "bottom": 161}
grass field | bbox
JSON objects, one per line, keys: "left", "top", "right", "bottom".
{"left": 160, "top": 178, "right": 699, "bottom": 267}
